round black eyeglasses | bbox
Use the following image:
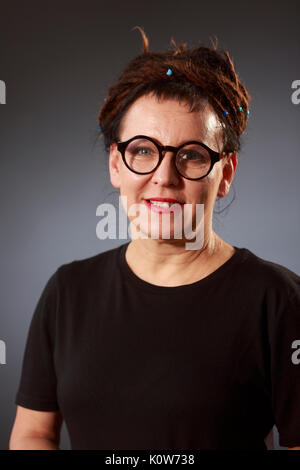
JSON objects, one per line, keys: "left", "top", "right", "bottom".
{"left": 116, "top": 135, "right": 222, "bottom": 181}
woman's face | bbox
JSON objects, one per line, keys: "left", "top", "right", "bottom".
{"left": 109, "top": 93, "right": 237, "bottom": 245}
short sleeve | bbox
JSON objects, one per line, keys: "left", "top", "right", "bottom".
{"left": 15, "top": 270, "right": 60, "bottom": 411}
{"left": 268, "top": 275, "right": 300, "bottom": 447}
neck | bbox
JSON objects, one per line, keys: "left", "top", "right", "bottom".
{"left": 124, "top": 230, "right": 228, "bottom": 287}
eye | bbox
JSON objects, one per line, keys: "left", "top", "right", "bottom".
{"left": 136, "top": 147, "right": 153, "bottom": 155}
{"left": 132, "top": 146, "right": 156, "bottom": 156}
{"left": 179, "top": 150, "right": 206, "bottom": 162}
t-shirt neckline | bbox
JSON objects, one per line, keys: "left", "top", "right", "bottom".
{"left": 118, "top": 241, "right": 247, "bottom": 294}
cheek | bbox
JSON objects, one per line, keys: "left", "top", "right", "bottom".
{"left": 203, "top": 167, "right": 222, "bottom": 197}
{"left": 119, "top": 169, "right": 149, "bottom": 198}
{"left": 186, "top": 178, "right": 218, "bottom": 208}
{"left": 186, "top": 181, "right": 209, "bottom": 203}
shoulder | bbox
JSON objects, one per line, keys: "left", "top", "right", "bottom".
{"left": 237, "top": 246, "right": 300, "bottom": 306}
{"left": 54, "top": 243, "right": 127, "bottom": 288}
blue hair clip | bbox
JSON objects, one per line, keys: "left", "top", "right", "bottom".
{"left": 166, "top": 68, "right": 173, "bottom": 76}
{"left": 224, "top": 107, "right": 249, "bottom": 117}
{"left": 97, "top": 124, "right": 103, "bottom": 130}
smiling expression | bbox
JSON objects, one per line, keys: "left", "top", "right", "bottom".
{"left": 109, "top": 93, "right": 237, "bottom": 244}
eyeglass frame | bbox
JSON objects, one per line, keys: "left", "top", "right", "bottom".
{"left": 116, "top": 134, "right": 224, "bottom": 181}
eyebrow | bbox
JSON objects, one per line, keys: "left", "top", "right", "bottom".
{"left": 140, "top": 134, "right": 206, "bottom": 146}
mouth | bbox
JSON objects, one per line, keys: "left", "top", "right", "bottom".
{"left": 144, "top": 197, "right": 184, "bottom": 205}
{"left": 143, "top": 198, "right": 184, "bottom": 213}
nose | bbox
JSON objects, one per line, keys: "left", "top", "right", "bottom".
{"left": 151, "top": 150, "right": 180, "bottom": 186}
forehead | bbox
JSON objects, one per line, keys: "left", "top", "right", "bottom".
{"left": 118, "top": 93, "right": 223, "bottom": 149}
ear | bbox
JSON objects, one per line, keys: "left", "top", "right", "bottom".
{"left": 109, "top": 142, "right": 121, "bottom": 189}
{"left": 217, "top": 153, "right": 238, "bottom": 198}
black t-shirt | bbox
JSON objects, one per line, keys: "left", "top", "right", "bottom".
{"left": 15, "top": 242, "right": 300, "bottom": 450}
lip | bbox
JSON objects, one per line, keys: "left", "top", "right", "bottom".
{"left": 143, "top": 198, "right": 184, "bottom": 214}
{"left": 144, "top": 197, "right": 184, "bottom": 204}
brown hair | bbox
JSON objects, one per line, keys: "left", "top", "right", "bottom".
{"left": 97, "top": 26, "right": 250, "bottom": 154}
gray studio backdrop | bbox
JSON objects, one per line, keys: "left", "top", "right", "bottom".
{"left": 0, "top": 0, "right": 299, "bottom": 450}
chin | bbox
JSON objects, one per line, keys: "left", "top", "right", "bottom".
{"left": 131, "top": 219, "right": 185, "bottom": 241}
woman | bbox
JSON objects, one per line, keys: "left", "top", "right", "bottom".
{"left": 10, "top": 27, "right": 300, "bottom": 450}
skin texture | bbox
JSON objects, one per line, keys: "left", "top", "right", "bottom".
{"left": 9, "top": 406, "right": 62, "bottom": 449}
{"left": 109, "top": 93, "right": 238, "bottom": 287}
